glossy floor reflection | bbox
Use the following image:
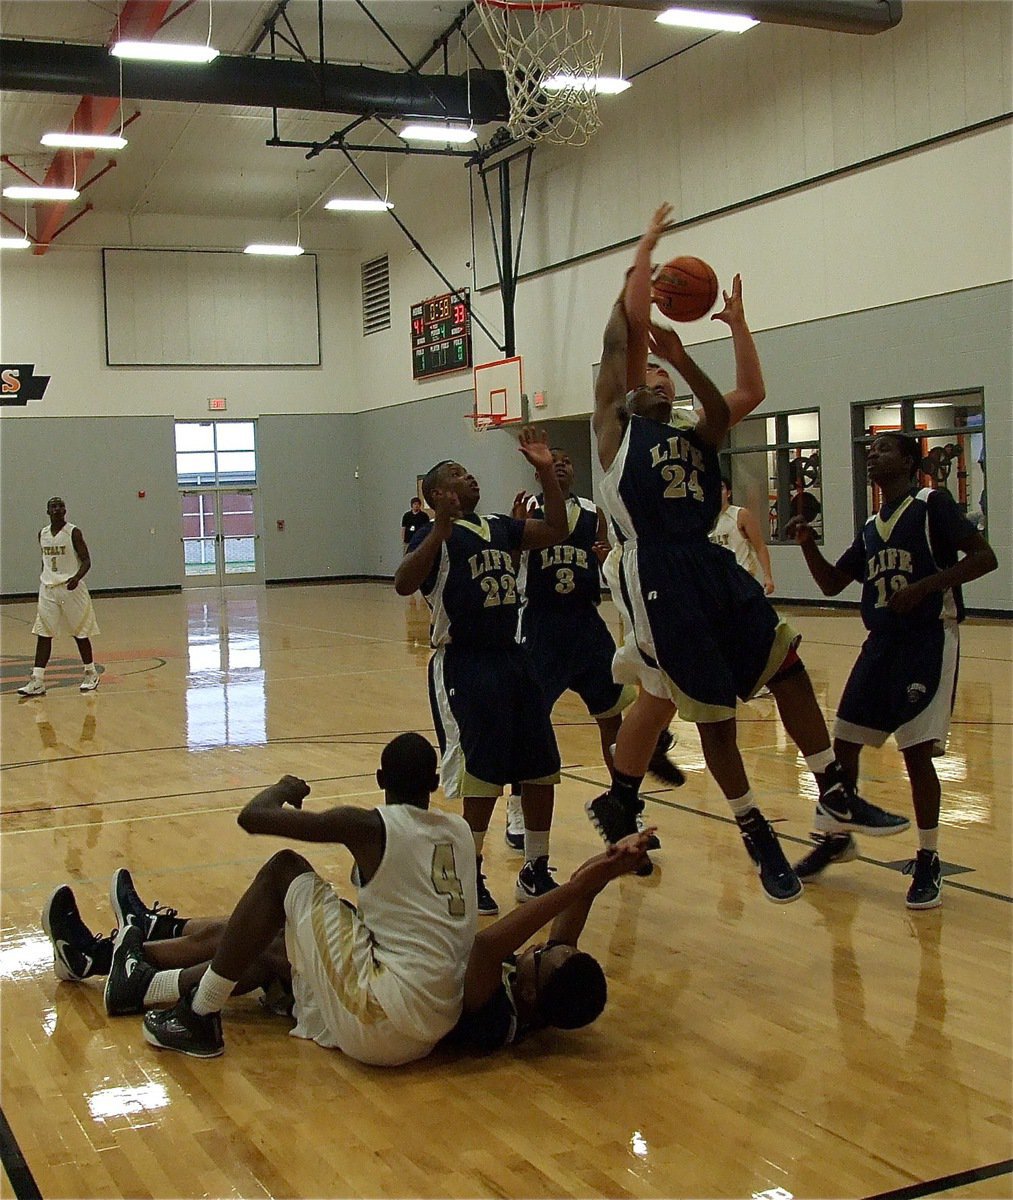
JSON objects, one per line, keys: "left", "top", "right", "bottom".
{"left": 1, "top": 584, "right": 1010, "bottom": 1200}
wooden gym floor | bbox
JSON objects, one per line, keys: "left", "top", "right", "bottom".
{"left": 1, "top": 583, "right": 1010, "bottom": 1200}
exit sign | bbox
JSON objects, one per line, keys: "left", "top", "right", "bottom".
{"left": 208, "top": 397, "right": 227, "bottom": 411}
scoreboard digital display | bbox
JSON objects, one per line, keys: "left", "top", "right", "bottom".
{"left": 411, "top": 289, "right": 472, "bottom": 380}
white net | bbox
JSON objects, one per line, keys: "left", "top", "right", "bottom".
{"left": 474, "top": 2, "right": 615, "bottom": 147}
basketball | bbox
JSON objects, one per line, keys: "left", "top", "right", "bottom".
{"left": 652, "top": 256, "right": 719, "bottom": 322}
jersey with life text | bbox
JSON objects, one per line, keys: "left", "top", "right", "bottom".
{"left": 412, "top": 514, "right": 526, "bottom": 648}
{"left": 519, "top": 494, "right": 601, "bottom": 611}
{"left": 600, "top": 412, "right": 721, "bottom": 546}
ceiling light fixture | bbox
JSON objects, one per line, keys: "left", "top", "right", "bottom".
{"left": 655, "top": 8, "right": 759, "bottom": 32}
{"left": 2, "top": 185, "right": 80, "bottom": 201}
{"left": 244, "top": 244, "right": 305, "bottom": 256}
{"left": 542, "top": 74, "right": 631, "bottom": 95}
{"left": 400, "top": 123, "right": 477, "bottom": 143}
{"left": 41, "top": 132, "right": 128, "bottom": 150}
{"left": 0, "top": 236, "right": 31, "bottom": 249}
{"left": 325, "top": 198, "right": 393, "bottom": 212}
{"left": 110, "top": 40, "right": 219, "bottom": 63}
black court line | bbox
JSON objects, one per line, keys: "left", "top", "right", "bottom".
{"left": 0, "top": 1105, "right": 42, "bottom": 1200}
{"left": 561, "top": 770, "right": 1013, "bottom": 905}
{"left": 862, "top": 1157, "right": 1013, "bottom": 1200}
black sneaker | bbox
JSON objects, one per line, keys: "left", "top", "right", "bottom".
{"left": 585, "top": 791, "right": 641, "bottom": 846}
{"left": 635, "top": 812, "right": 661, "bottom": 852}
{"left": 903, "top": 849, "right": 942, "bottom": 909}
{"left": 143, "top": 987, "right": 224, "bottom": 1058}
{"left": 646, "top": 728, "right": 686, "bottom": 788}
{"left": 104, "top": 924, "right": 156, "bottom": 1016}
{"left": 504, "top": 794, "right": 525, "bottom": 853}
{"left": 476, "top": 857, "right": 499, "bottom": 916}
{"left": 634, "top": 854, "right": 655, "bottom": 877}
{"left": 738, "top": 809, "right": 803, "bottom": 903}
{"left": 42, "top": 886, "right": 113, "bottom": 981}
{"left": 816, "top": 765, "right": 910, "bottom": 836}
{"left": 793, "top": 833, "right": 859, "bottom": 880}
{"left": 515, "top": 856, "right": 558, "bottom": 902}
{"left": 110, "top": 869, "right": 186, "bottom": 940}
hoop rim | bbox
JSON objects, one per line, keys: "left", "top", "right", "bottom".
{"left": 477, "top": 0, "right": 582, "bottom": 11}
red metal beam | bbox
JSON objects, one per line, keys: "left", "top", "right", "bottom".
{"left": 32, "top": 0, "right": 172, "bottom": 253}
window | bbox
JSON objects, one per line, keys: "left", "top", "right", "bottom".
{"left": 851, "top": 391, "right": 986, "bottom": 531}
{"left": 720, "top": 410, "right": 822, "bottom": 543}
{"left": 175, "top": 421, "right": 256, "bottom": 487}
{"left": 361, "top": 254, "right": 390, "bottom": 335}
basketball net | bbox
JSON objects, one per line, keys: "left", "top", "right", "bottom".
{"left": 474, "top": 1, "right": 614, "bottom": 147}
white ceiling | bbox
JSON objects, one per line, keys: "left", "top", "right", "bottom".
{"left": 0, "top": 1, "right": 702, "bottom": 241}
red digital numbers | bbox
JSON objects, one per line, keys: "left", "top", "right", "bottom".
{"left": 453, "top": 302, "right": 466, "bottom": 325}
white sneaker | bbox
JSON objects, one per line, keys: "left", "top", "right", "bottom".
{"left": 18, "top": 677, "right": 46, "bottom": 696}
{"left": 504, "top": 794, "right": 525, "bottom": 852}
{"left": 80, "top": 671, "right": 101, "bottom": 693}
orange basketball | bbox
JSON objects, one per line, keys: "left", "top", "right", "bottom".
{"left": 652, "top": 256, "right": 719, "bottom": 322}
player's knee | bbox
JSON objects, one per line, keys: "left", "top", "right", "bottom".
{"left": 261, "top": 848, "right": 312, "bottom": 893}
{"left": 768, "top": 651, "right": 806, "bottom": 688}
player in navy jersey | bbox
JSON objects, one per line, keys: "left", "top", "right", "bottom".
{"left": 394, "top": 427, "right": 569, "bottom": 916}
{"left": 588, "top": 203, "right": 908, "bottom": 904}
{"left": 788, "top": 432, "right": 997, "bottom": 908}
{"left": 509, "top": 449, "right": 684, "bottom": 868}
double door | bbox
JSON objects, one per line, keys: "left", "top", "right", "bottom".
{"left": 181, "top": 490, "right": 261, "bottom": 586}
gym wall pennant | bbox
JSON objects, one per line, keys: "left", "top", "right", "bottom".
{"left": 0, "top": 364, "right": 50, "bottom": 405}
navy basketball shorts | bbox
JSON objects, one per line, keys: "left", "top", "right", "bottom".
{"left": 428, "top": 642, "right": 561, "bottom": 799}
{"left": 618, "top": 538, "right": 798, "bottom": 723}
{"left": 834, "top": 622, "right": 959, "bottom": 754}
{"left": 519, "top": 606, "right": 635, "bottom": 719}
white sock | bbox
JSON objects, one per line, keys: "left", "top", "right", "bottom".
{"left": 191, "top": 967, "right": 236, "bottom": 1015}
{"left": 805, "top": 748, "right": 835, "bottom": 774}
{"left": 727, "top": 790, "right": 755, "bottom": 819}
{"left": 918, "top": 827, "right": 939, "bottom": 853}
{"left": 83, "top": 663, "right": 98, "bottom": 675}
{"left": 524, "top": 829, "right": 550, "bottom": 861}
{"left": 472, "top": 830, "right": 486, "bottom": 857}
{"left": 32, "top": 667, "right": 45, "bottom": 681}
{"left": 143, "top": 969, "right": 182, "bottom": 1007}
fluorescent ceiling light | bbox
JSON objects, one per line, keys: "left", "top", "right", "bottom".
{"left": 111, "top": 40, "right": 219, "bottom": 63}
{"left": 543, "top": 74, "right": 631, "bottom": 95}
{"left": 325, "top": 198, "right": 393, "bottom": 212}
{"left": 655, "top": 8, "right": 758, "bottom": 32}
{"left": 3, "top": 185, "right": 80, "bottom": 201}
{"left": 400, "top": 123, "right": 476, "bottom": 143}
{"left": 0, "top": 236, "right": 31, "bottom": 249}
{"left": 41, "top": 132, "right": 128, "bottom": 150}
{"left": 244, "top": 244, "right": 305, "bottom": 256}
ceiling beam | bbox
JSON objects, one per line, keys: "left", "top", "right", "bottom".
{"left": 588, "top": 0, "right": 902, "bottom": 35}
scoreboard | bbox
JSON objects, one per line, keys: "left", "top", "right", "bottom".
{"left": 411, "top": 289, "right": 472, "bottom": 380}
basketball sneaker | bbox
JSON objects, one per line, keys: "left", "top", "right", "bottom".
{"left": 737, "top": 809, "right": 803, "bottom": 903}
{"left": 646, "top": 728, "right": 686, "bottom": 788}
{"left": 476, "top": 857, "right": 499, "bottom": 916}
{"left": 79, "top": 668, "right": 101, "bottom": 693}
{"left": 104, "top": 924, "right": 156, "bottom": 1016}
{"left": 793, "top": 832, "right": 859, "bottom": 879}
{"left": 143, "top": 988, "right": 224, "bottom": 1059}
{"left": 17, "top": 677, "right": 46, "bottom": 697}
{"left": 110, "top": 868, "right": 187, "bottom": 940}
{"left": 635, "top": 812, "right": 661, "bottom": 852}
{"left": 515, "top": 856, "right": 558, "bottom": 902}
{"left": 634, "top": 853, "right": 654, "bottom": 877}
{"left": 504, "top": 794, "right": 525, "bottom": 853}
{"left": 585, "top": 791, "right": 641, "bottom": 847}
{"left": 815, "top": 763, "right": 910, "bottom": 836}
{"left": 42, "top": 886, "right": 113, "bottom": 981}
{"left": 903, "top": 849, "right": 942, "bottom": 909}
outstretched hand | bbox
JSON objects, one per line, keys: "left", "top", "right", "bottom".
{"left": 641, "top": 202, "right": 674, "bottom": 254}
{"left": 648, "top": 322, "right": 685, "bottom": 365}
{"left": 569, "top": 830, "right": 657, "bottom": 890}
{"left": 785, "top": 515, "right": 815, "bottom": 545}
{"left": 517, "top": 425, "right": 553, "bottom": 472}
{"left": 512, "top": 490, "right": 532, "bottom": 521}
{"left": 432, "top": 487, "right": 462, "bottom": 530}
{"left": 711, "top": 273, "right": 744, "bottom": 327}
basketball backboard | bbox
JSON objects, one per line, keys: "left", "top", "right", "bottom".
{"left": 472, "top": 356, "right": 526, "bottom": 431}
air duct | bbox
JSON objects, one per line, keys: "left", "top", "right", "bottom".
{"left": 0, "top": 39, "right": 510, "bottom": 124}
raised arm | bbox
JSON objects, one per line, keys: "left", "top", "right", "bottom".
{"left": 394, "top": 490, "right": 458, "bottom": 596}
{"left": 648, "top": 324, "right": 730, "bottom": 448}
{"left": 518, "top": 427, "right": 568, "bottom": 551}
{"left": 623, "top": 202, "right": 673, "bottom": 392}
{"left": 461, "top": 833, "right": 653, "bottom": 1012}
{"left": 711, "top": 275, "right": 766, "bottom": 427}
{"left": 786, "top": 516, "right": 856, "bottom": 596}
{"left": 593, "top": 300, "right": 630, "bottom": 472}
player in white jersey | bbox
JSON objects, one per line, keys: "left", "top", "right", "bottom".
{"left": 710, "top": 477, "right": 775, "bottom": 595}
{"left": 17, "top": 497, "right": 101, "bottom": 695}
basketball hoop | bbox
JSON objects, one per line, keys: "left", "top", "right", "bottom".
{"left": 474, "top": 1, "right": 616, "bottom": 147}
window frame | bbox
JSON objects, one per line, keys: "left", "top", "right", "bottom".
{"left": 175, "top": 420, "right": 258, "bottom": 488}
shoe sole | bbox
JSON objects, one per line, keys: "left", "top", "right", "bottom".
{"left": 760, "top": 880, "right": 804, "bottom": 904}
{"left": 906, "top": 892, "right": 943, "bottom": 910}
{"left": 814, "top": 809, "right": 911, "bottom": 837}
{"left": 17, "top": 688, "right": 46, "bottom": 697}
{"left": 79, "top": 681, "right": 100, "bottom": 692}
{"left": 41, "top": 887, "right": 78, "bottom": 981}
{"left": 141, "top": 1024, "right": 224, "bottom": 1058}
{"left": 477, "top": 904, "right": 500, "bottom": 916}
